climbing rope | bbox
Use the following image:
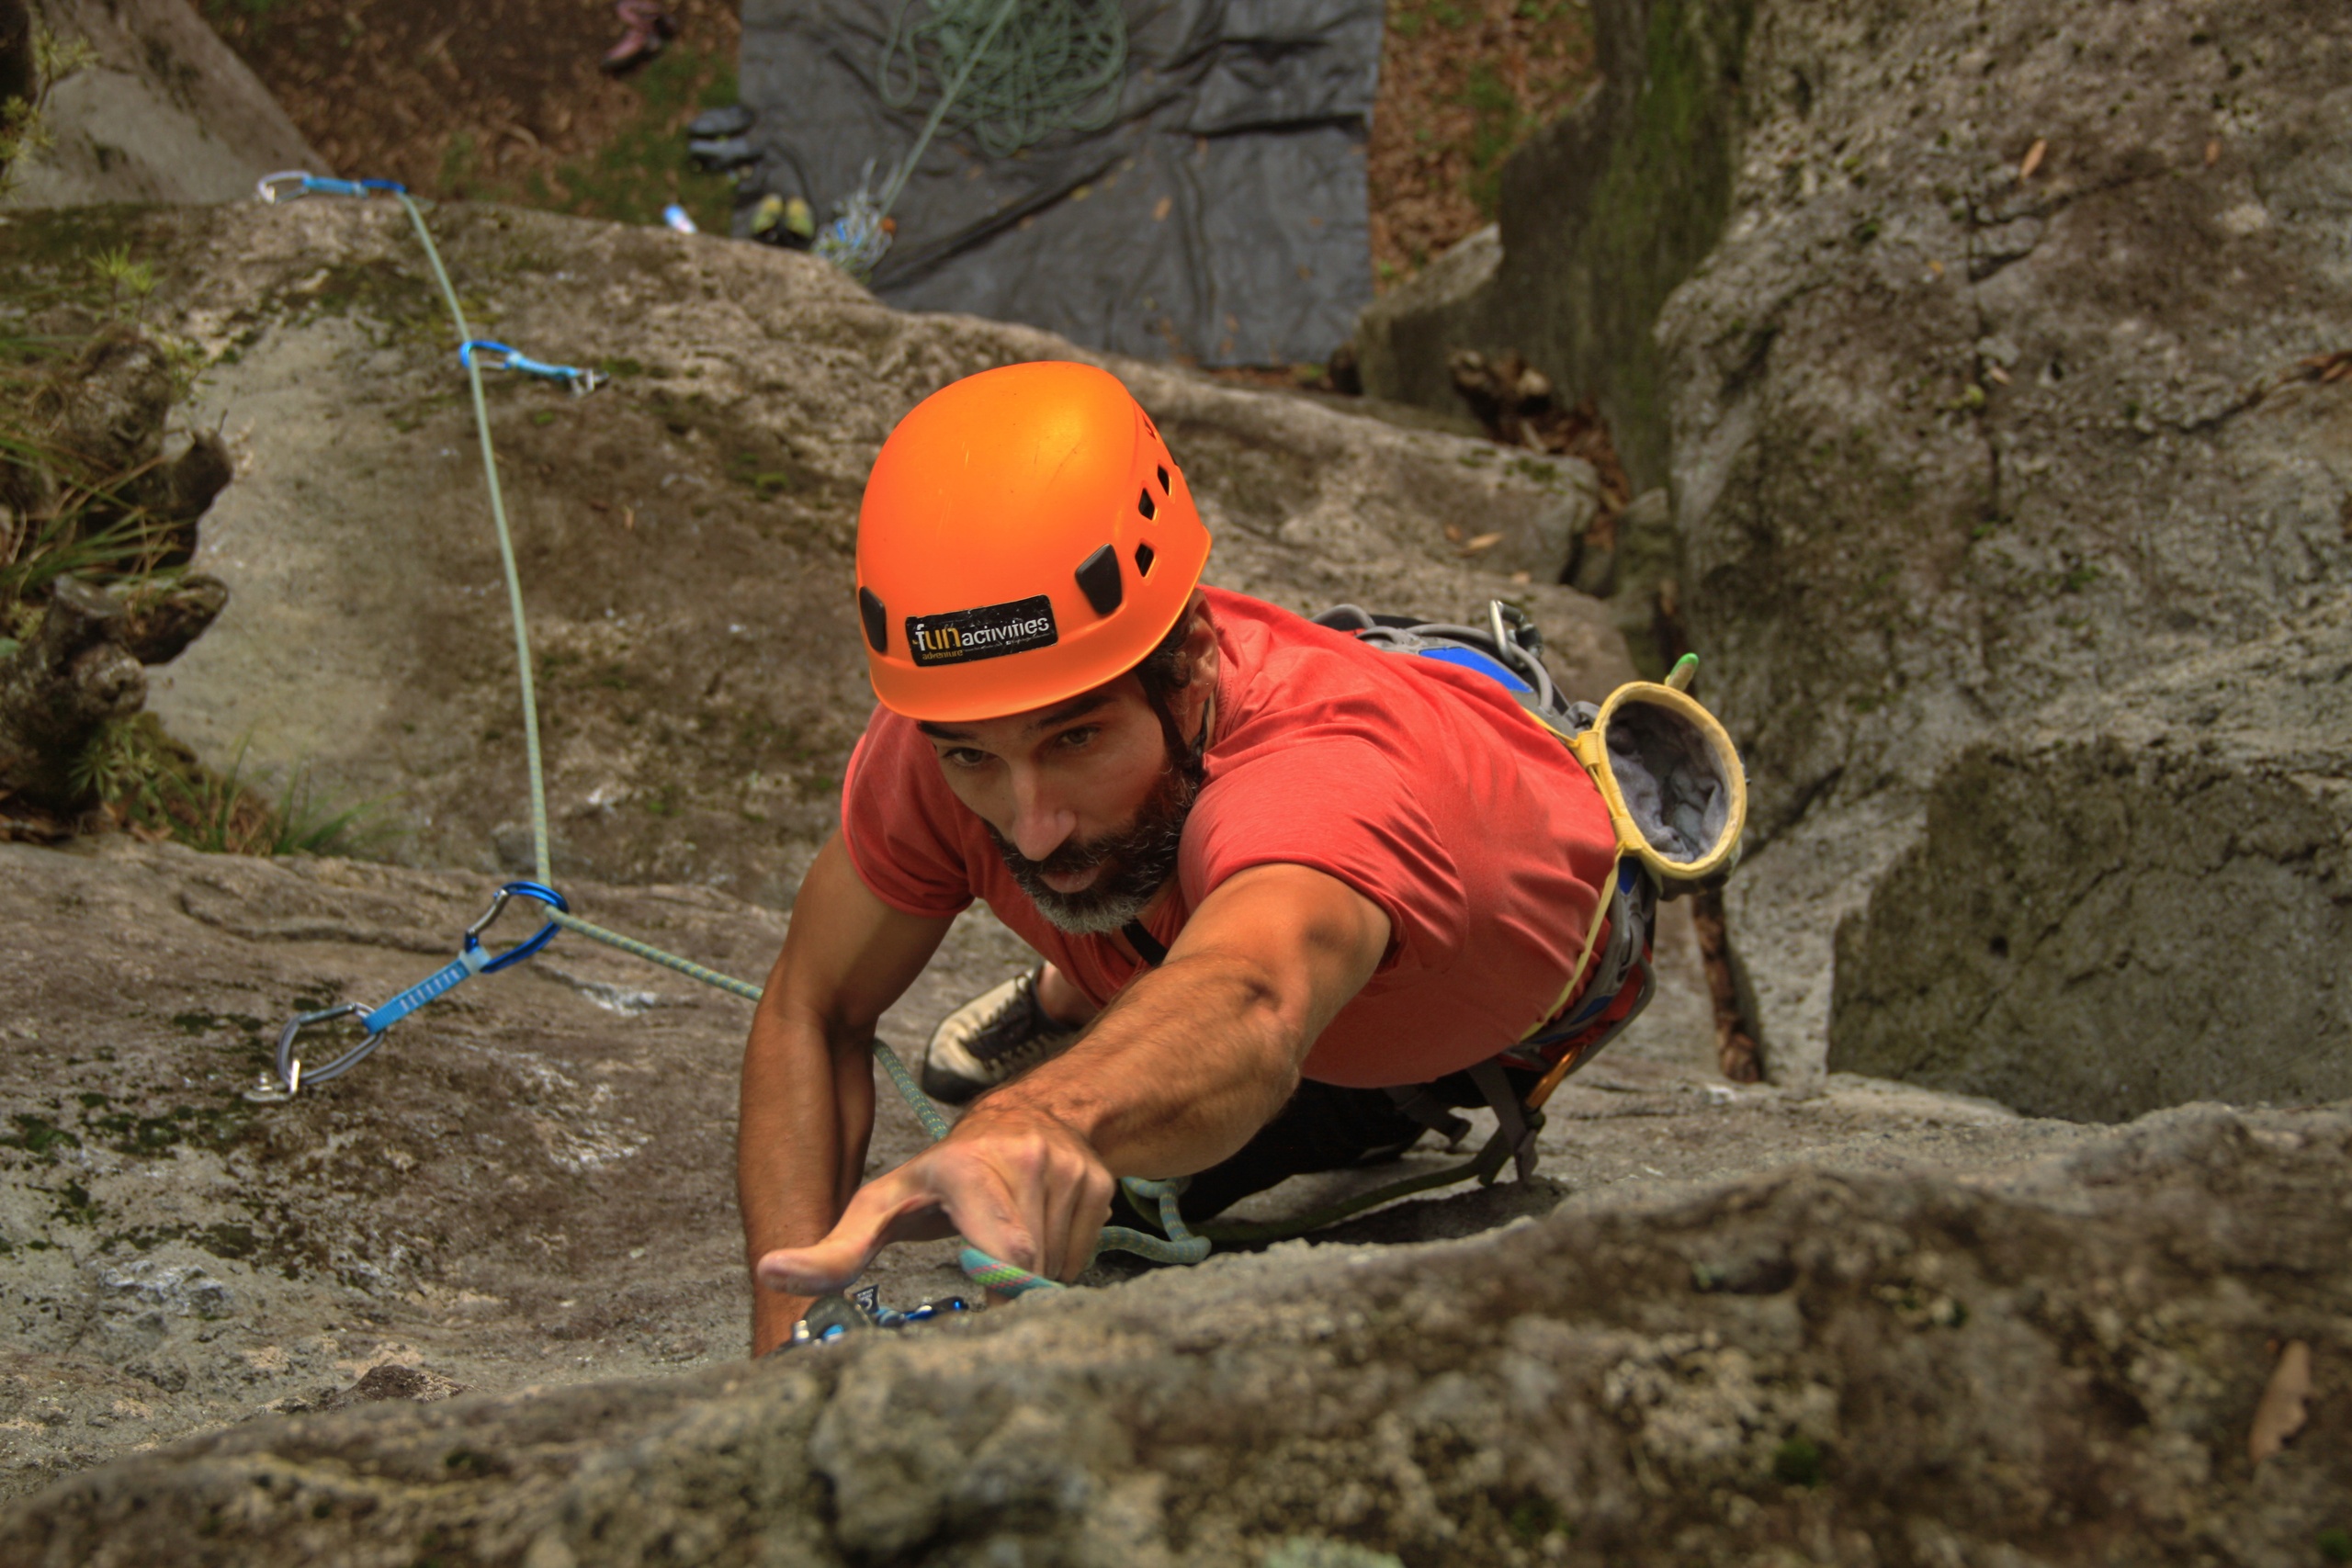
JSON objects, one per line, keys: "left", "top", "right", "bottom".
{"left": 251, "top": 171, "right": 1198, "bottom": 1298}
{"left": 811, "top": 0, "right": 1126, "bottom": 279}
{"left": 878, "top": 0, "right": 1126, "bottom": 162}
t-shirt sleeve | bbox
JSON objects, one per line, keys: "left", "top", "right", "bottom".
{"left": 838, "top": 707, "right": 978, "bottom": 919}
{"left": 1177, "top": 737, "right": 1465, "bottom": 976}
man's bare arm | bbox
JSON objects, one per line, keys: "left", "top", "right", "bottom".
{"left": 758, "top": 863, "right": 1390, "bottom": 1293}
{"left": 739, "top": 831, "right": 953, "bottom": 1355}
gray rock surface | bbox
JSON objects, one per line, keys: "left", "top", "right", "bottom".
{"left": 2, "top": 830, "right": 1876, "bottom": 1506}
{"left": 6, "top": 0, "right": 323, "bottom": 208}
{"left": 1359, "top": 0, "right": 2352, "bottom": 1111}
{"left": 6, "top": 1086, "right": 2343, "bottom": 1565}
{"left": 0, "top": 199, "right": 1627, "bottom": 908}
{"left": 1664, "top": 0, "right": 2352, "bottom": 1104}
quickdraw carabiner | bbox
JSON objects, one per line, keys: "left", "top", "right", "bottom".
{"left": 256, "top": 881, "right": 569, "bottom": 1100}
{"left": 255, "top": 172, "right": 409, "bottom": 205}
{"left": 458, "top": 340, "right": 605, "bottom": 396}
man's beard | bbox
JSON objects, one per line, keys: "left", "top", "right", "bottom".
{"left": 989, "top": 747, "right": 1204, "bottom": 935}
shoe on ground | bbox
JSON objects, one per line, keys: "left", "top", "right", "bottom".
{"left": 687, "top": 104, "right": 755, "bottom": 140}
{"left": 922, "top": 965, "right": 1080, "bottom": 1105}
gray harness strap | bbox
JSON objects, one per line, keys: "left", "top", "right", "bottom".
{"left": 1382, "top": 1083, "right": 1473, "bottom": 1148}
{"left": 1468, "top": 1059, "right": 1543, "bottom": 1181}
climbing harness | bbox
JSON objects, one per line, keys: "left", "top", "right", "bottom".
{"left": 812, "top": 0, "right": 1128, "bottom": 279}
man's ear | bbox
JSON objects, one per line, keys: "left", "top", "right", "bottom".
{"left": 1174, "top": 591, "right": 1217, "bottom": 701}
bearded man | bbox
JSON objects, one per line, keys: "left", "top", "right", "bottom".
{"left": 737, "top": 361, "right": 1632, "bottom": 1355}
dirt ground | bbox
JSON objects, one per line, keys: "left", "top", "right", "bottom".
{"left": 197, "top": 0, "right": 1594, "bottom": 295}
{"left": 197, "top": 0, "right": 745, "bottom": 231}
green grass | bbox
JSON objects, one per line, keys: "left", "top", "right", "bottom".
{"left": 1461, "top": 63, "right": 1523, "bottom": 218}
{"left": 72, "top": 717, "right": 393, "bottom": 858}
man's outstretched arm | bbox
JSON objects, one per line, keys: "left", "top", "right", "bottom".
{"left": 739, "top": 831, "right": 953, "bottom": 1356}
{"left": 759, "top": 862, "right": 1391, "bottom": 1293}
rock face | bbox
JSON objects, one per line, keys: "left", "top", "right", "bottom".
{"left": 1828, "top": 603, "right": 2352, "bottom": 1121}
{"left": 1664, "top": 0, "right": 2352, "bottom": 1108}
{"left": 0, "top": 200, "right": 1623, "bottom": 908}
{"left": 6, "top": 0, "right": 324, "bottom": 208}
{"left": 5, "top": 1099, "right": 2345, "bottom": 1566}
{"left": 1357, "top": 0, "right": 2352, "bottom": 1113}
{"left": 0, "top": 197, "right": 1737, "bottom": 1507}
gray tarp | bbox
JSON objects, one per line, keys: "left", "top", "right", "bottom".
{"left": 738, "top": 0, "right": 1379, "bottom": 367}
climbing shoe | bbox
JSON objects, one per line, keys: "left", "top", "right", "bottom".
{"left": 922, "top": 965, "right": 1080, "bottom": 1104}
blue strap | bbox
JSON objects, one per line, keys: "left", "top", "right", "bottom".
{"left": 458, "top": 340, "right": 601, "bottom": 393}
{"left": 360, "top": 945, "right": 490, "bottom": 1035}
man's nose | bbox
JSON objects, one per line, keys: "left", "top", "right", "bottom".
{"left": 1006, "top": 764, "right": 1078, "bottom": 863}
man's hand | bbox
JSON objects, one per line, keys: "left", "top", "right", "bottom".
{"left": 755, "top": 1102, "right": 1115, "bottom": 1294}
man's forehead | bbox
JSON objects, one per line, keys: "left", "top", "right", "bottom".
{"left": 914, "top": 686, "right": 1126, "bottom": 743}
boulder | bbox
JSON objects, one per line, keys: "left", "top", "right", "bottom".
{"left": 5, "top": 1087, "right": 2344, "bottom": 1565}
{"left": 0, "top": 199, "right": 1629, "bottom": 908}
{"left": 1664, "top": 0, "right": 2352, "bottom": 1102}
{"left": 5, "top": 0, "right": 324, "bottom": 208}
{"left": 1360, "top": 0, "right": 2352, "bottom": 1110}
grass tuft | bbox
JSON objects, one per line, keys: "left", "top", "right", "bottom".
{"left": 73, "top": 716, "right": 394, "bottom": 858}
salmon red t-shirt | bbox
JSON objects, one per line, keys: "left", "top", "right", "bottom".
{"left": 838, "top": 587, "right": 1617, "bottom": 1088}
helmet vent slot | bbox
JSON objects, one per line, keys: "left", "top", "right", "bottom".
{"left": 1075, "top": 545, "right": 1124, "bottom": 615}
{"left": 1155, "top": 464, "right": 1170, "bottom": 493}
{"left": 857, "top": 586, "right": 888, "bottom": 653}
{"left": 1136, "top": 488, "right": 1157, "bottom": 521}
{"left": 1134, "top": 541, "right": 1156, "bottom": 577}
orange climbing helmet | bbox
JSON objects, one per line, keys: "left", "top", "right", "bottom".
{"left": 854, "top": 360, "right": 1211, "bottom": 722}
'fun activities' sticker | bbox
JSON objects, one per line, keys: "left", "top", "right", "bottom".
{"left": 906, "top": 594, "right": 1058, "bottom": 667}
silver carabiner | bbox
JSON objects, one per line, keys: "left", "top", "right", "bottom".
{"left": 256, "top": 170, "right": 312, "bottom": 205}
{"left": 251, "top": 1002, "right": 379, "bottom": 1101}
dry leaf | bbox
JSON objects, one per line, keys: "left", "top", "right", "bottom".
{"left": 2019, "top": 138, "right": 2048, "bottom": 179}
{"left": 1443, "top": 524, "right": 1464, "bottom": 543}
{"left": 1928, "top": 259, "right": 1946, "bottom": 277}
{"left": 1985, "top": 366, "right": 2012, "bottom": 386}
{"left": 2205, "top": 139, "right": 2222, "bottom": 167}
{"left": 1459, "top": 532, "right": 1505, "bottom": 555}
{"left": 622, "top": 506, "right": 637, "bottom": 531}
{"left": 1152, "top": 196, "right": 1172, "bottom": 221}
{"left": 1509, "top": 570, "right": 1532, "bottom": 585}
{"left": 2249, "top": 1339, "right": 2312, "bottom": 1461}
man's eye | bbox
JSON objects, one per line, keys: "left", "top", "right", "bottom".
{"left": 1055, "top": 727, "right": 1099, "bottom": 750}
{"left": 944, "top": 748, "right": 992, "bottom": 769}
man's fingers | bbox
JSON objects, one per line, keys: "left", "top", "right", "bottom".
{"left": 1054, "top": 1166, "right": 1114, "bottom": 1283}
{"left": 755, "top": 1173, "right": 936, "bottom": 1296}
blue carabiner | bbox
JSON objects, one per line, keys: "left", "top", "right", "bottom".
{"left": 458, "top": 338, "right": 516, "bottom": 370}
{"left": 465, "top": 880, "right": 570, "bottom": 973}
